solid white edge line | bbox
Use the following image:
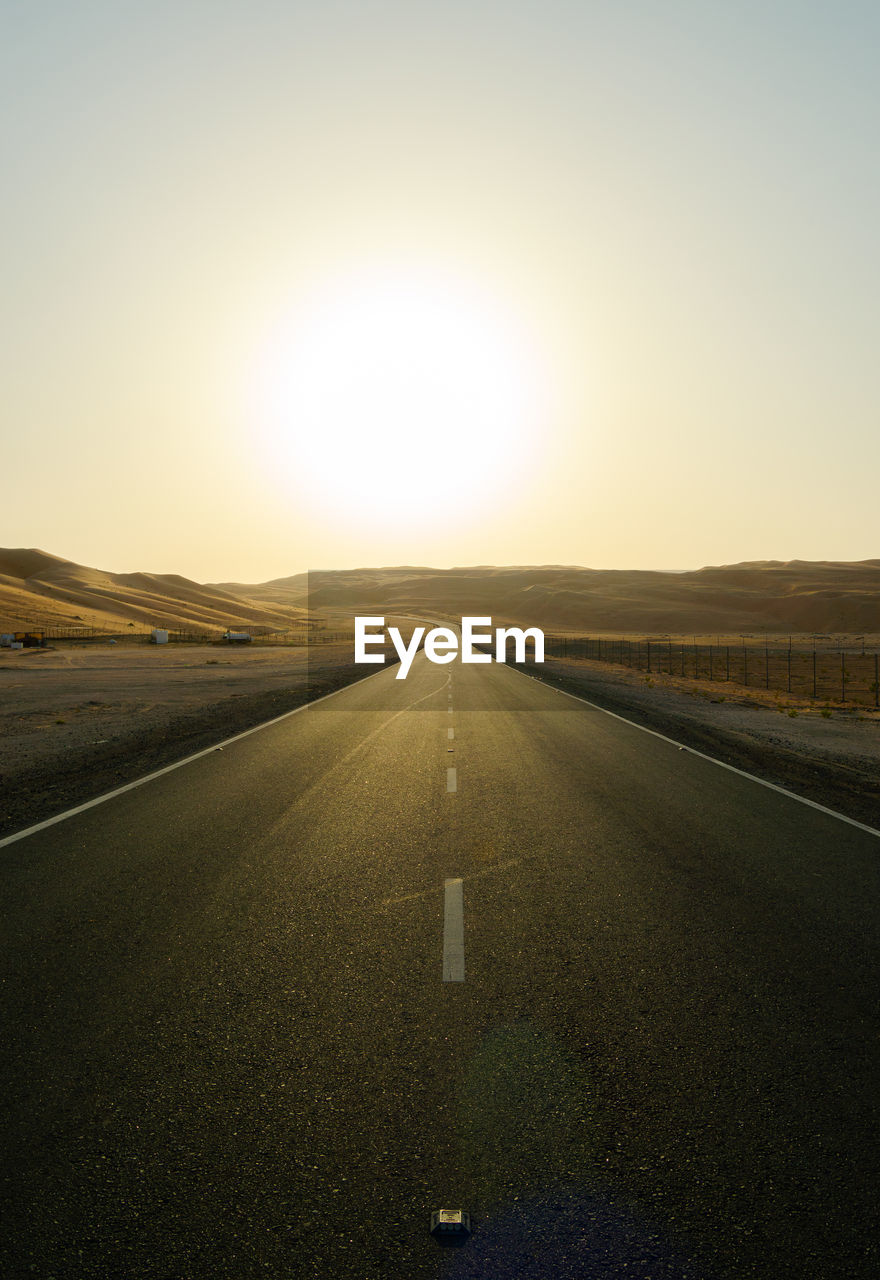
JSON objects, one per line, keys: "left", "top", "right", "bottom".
{"left": 446, "top": 767, "right": 457, "bottom": 793}
{"left": 442, "top": 877, "right": 465, "bottom": 982}
{"left": 0, "top": 664, "right": 392, "bottom": 850}
{"left": 503, "top": 663, "right": 880, "bottom": 840}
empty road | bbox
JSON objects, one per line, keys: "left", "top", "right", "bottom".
{"left": 2, "top": 646, "right": 880, "bottom": 1277}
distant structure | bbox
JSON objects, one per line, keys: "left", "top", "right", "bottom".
{"left": 150, "top": 629, "right": 169, "bottom": 644}
{"left": 1, "top": 630, "right": 45, "bottom": 648}
{"left": 222, "top": 630, "right": 252, "bottom": 643}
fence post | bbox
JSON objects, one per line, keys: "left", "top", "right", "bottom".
{"left": 875, "top": 653, "right": 879, "bottom": 708}
{"left": 646, "top": 640, "right": 651, "bottom": 674}
{"left": 726, "top": 645, "right": 730, "bottom": 681}
{"left": 765, "top": 643, "right": 769, "bottom": 689}
{"left": 812, "top": 649, "right": 817, "bottom": 699}
{"left": 709, "top": 645, "right": 713, "bottom": 681}
{"left": 841, "top": 652, "right": 846, "bottom": 703}
{"left": 744, "top": 645, "right": 748, "bottom": 687}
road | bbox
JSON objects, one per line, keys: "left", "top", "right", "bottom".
{"left": 2, "top": 646, "right": 880, "bottom": 1278}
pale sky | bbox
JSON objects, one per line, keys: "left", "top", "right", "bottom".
{"left": 3, "top": 1, "right": 879, "bottom": 583}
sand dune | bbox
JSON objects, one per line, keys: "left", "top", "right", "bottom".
{"left": 0, "top": 549, "right": 306, "bottom": 632}
{"left": 244, "top": 561, "right": 880, "bottom": 634}
{"left": 3, "top": 549, "right": 879, "bottom": 635}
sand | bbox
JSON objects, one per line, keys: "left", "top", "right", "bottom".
{"left": 1, "top": 645, "right": 311, "bottom": 768}
{"left": 0, "top": 644, "right": 368, "bottom": 838}
{"left": 531, "top": 654, "right": 880, "bottom": 831}
{"left": 0, "top": 548, "right": 305, "bottom": 633}
{"left": 6, "top": 547, "right": 880, "bottom": 637}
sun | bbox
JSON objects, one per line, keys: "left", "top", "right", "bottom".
{"left": 249, "top": 263, "right": 548, "bottom": 530}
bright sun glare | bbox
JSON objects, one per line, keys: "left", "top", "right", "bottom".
{"left": 250, "top": 264, "right": 547, "bottom": 530}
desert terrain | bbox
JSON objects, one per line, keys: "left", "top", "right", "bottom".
{"left": 5, "top": 547, "right": 880, "bottom": 636}
{"left": 2, "top": 546, "right": 879, "bottom": 840}
{"left": 0, "top": 548, "right": 307, "bottom": 634}
{"left": 533, "top": 652, "right": 880, "bottom": 830}
{"left": 250, "top": 560, "right": 880, "bottom": 634}
{"left": 0, "top": 641, "right": 388, "bottom": 838}
{"left": 2, "top": 634, "right": 879, "bottom": 841}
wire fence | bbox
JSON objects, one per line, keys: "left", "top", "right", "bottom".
{"left": 19, "top": 624, "right": 880, "bottom": 705}
{"left": 541, "top": 635, "right": 880, "bottom": 708}
{"left": 39, "top": 626, "right": 120, "bottom": 641}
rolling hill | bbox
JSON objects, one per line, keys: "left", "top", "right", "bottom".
{"left": 0, "top": 550, "right": 306, "bottom": 633}
{"left": 3, "top": 549, "right": 880, "bottom": 636}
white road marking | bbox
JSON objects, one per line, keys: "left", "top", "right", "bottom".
{"left": 0, "top": 664, "right": 397, "bottom": 850}
{"left": 501, "top": 664, "right": 880, "bottom": 840}
{"left": 381, "top": 857, "right": 523, "bottom": 909}
{"left": 448, "top": 728, "right": 454, "bottom": 739}
{"left": 443, "top": 878, "right": 465, "bottom": 982}
{"left": 447, "top": 707, "right": 453, "bottom": 714}
{"left": 447, "top": 767, "right": 457, "bottom": 792}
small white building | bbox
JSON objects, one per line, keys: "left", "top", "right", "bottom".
{"left": 150, "top": 629, "right": 169, "bottom": 644}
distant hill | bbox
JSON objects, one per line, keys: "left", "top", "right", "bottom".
{"left": 221, "top": 560, "right": 880, "bottom": 635}
{"left": 0, "top": 549, "right": 306, "bottom": 632}
{"left": 3, "top": 549, "right": 880, "bottom": 635}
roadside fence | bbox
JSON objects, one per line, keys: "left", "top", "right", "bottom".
{"left": 542, "top": 635, "right": 880, "bottom": 708}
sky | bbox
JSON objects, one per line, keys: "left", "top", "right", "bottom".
{"left": 3, "top": 0, "right": 879, "bottom": 583}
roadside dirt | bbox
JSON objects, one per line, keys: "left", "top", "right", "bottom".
{"left": 0, "top": 644, "right": 386, "bottom": 839}
{"left": 523, "top": 655, "right": 880, "bottom": 832}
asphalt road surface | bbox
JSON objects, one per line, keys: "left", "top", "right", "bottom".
{"left": 2, "top": 646, "right": 880, "bottom": 1278}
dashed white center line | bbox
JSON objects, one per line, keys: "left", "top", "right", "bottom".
{"left": 448, "top": 727, "right": 454, "bottom": 739}
{"left": 446, "top": 766, "right": 457, "bottom": 792}
{"left": 442, "top": 878, "right": 465, "bottom": 982}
